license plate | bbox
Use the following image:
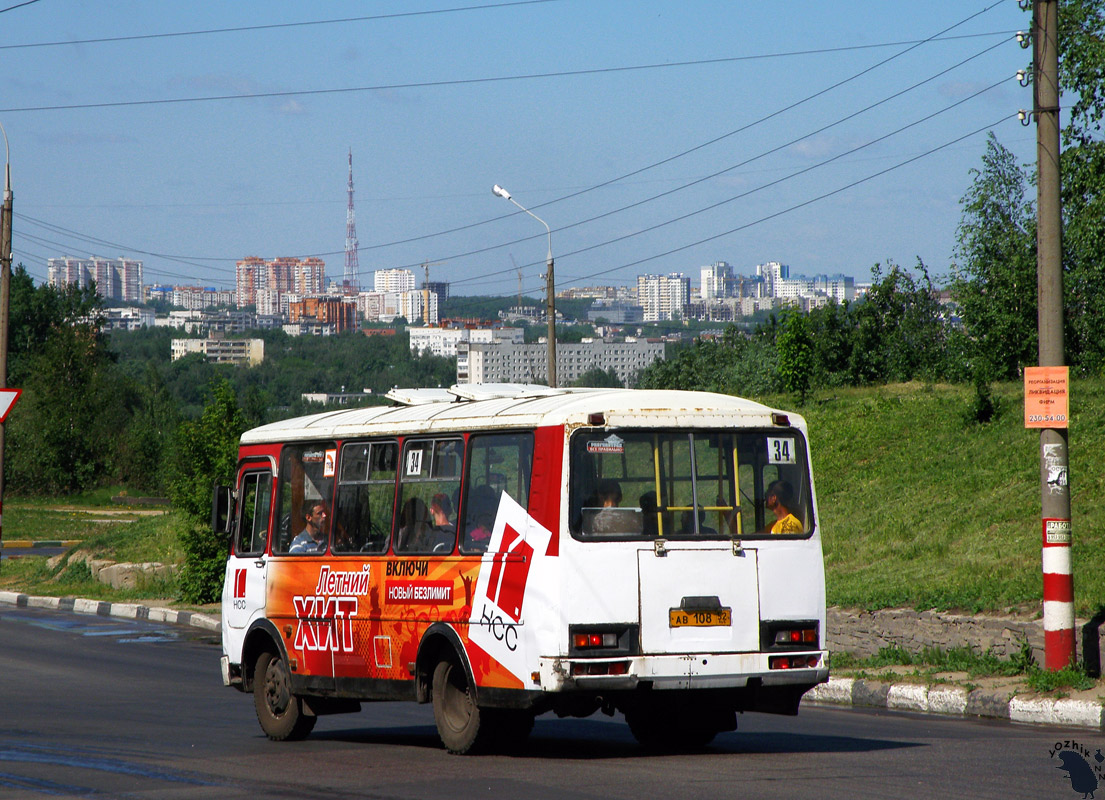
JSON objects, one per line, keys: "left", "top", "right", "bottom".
{"left": 669, "top": 608, "right": 732, "bottom": 627}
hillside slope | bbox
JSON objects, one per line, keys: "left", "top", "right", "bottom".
{"left": 790, "top": 379, "right": 1105, "bottom": 615}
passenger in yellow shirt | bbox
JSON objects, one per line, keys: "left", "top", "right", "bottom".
{"left": 763, "top": 479, "right": 803, "bottom": 534}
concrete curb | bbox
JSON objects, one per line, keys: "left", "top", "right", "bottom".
{"left": 804, "top": 677, "right": 1105, "bottom": 729}
{"left": 0, "top": 590, "right": 220, "bottom": 633}
{"left": 2, "top": 540, "right": 81, "bottom": 549}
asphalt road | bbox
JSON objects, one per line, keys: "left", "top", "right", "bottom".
{"left": 0, "top": 605, "right": 1097, "bottom": 799}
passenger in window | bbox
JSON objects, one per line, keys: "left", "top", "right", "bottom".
{"left": 639, "top": 490, "right": 658, "bottom": 537}
{"left": 289, "top": 501, "right": 329, "bottom": 554}
{"left": 589, "top": 479, "right": 624, "bottom": 534}
{"left": 431, "top": 493, "right": 455, "bottom": 533}
{"left": 428, "top": 493, "right": 457, "bottom": 552}
{"left": 398, "top": 497, "right": 431, "bottom": 552}
{"left": 679, "top": 506, "right": 717, "bottom": 535}
{"left": 763, "top": 480, "right": 803, "bottom": 534}
{"left": 464, "top": 485, "right": 497, "bottom": 550}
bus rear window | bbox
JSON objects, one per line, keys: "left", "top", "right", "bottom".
{"left": 569, "top": 430, "right": 813, "bottom": 540}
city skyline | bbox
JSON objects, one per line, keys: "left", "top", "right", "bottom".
{"left": 5, "top": 3, "right": 1032, "bottom": 297}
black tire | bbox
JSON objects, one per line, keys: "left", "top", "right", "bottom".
{"left": 432, "top": 655, "right": 493, "bottom": 754}
{"left": 253, "top": 651, "right": 316, "bottom": 741}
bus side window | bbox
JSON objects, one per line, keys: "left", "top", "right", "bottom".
{"left": 333, "top": 441, "right": 396, "bottom": 554}
{"left": 272, "top": 443, "right": 336, "bottom": 555}
{"left": 236, "top": 471, "right": 272, "bottom": 556}
{"left": 395, "top": 439, "right": 462, "bottom": 555}
{"left": 460, "top": 432, "right": 533, "bottom": 553}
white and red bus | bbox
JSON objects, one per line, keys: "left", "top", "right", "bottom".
{"left": 217, "top": 384, "right": 828, "bottom": 753}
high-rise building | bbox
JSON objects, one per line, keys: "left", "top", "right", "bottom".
{"left": 48, "top": 256, "right": 143, "bottom": 302}
{"left": 374, "top": 268, "right": 416, "bottom": 294}
{"left": 235, "top": 257, "right": 266, "bottom": 306}
{"left": 236, "top": 257, "right": 327, "bottom": 308}
{"left": 636, "top": 273, "right": 690, "bottom": 321}
{"left": 700, "top": 261, "right": 734, "bottom": 301}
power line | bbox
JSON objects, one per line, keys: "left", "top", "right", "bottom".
{"left": 558, "top": 115, "right": 1017, "bottom": 288}
{"left": 28, "top": 20, "right": 1009, "bottom": 270}
{"left": 297, "top": 5, "right": 1016, "bottom": 259}
{"left": 391, "top": 110, "right": 1019, "bottom": 316}
{"left": 446, "top": 39, "right": 1012, "bottom": 286}
{"left": 0, "top": 33, "right": 1014, "bottom": 115}
{"left": 9, "top": 5, "right": 1016, "bottom": 293}
{"left": 0, "top": 1, "right": 560, "bottom": 50}
{"left": 0, "top": 0, "right": 41, "bottom": 13}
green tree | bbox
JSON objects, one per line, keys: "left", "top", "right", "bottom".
{"left": 776, "top": 310, "right": 814, "bottom": 404}
{"left": 1057, "top": 0, "right": 1105, "bottom": 372}
{"left": 849, "top": 261, "right": 945, "bottom": 384}
{"left": 950, "top": 132, "right": 1037, "bottom": 380}
{"left": 5, "top": 273, "right": 123, "bottom": 494}
{"left": 571, "top": 366, "right": 623, "bottom": 388}
{"left": 168, "top": 379, "right": 249, "bottom": 603}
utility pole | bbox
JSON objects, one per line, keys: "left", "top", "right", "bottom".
{"left": 1033, "top": 0, "right": 1073, "bottom": 671}
{"left": 545, "top": 250, "right": 556, "bottom": 388}
{"left": 0, "top": 123, "right": 12, "bottom": 568}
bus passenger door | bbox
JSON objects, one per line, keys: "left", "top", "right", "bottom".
{"left": 225, "top": 469, "right": 273, "bottom": 637}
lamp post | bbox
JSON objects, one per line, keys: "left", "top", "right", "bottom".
{"left": 492, "top": 184, "right": 556, "bottom": 388}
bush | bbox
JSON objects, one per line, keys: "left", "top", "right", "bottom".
{"left": 168, "top": 379, "right": 248, "bottom": 603}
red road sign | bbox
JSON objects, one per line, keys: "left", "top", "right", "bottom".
{"left": 0, "top": 388, "right": 21, "bottom": 423}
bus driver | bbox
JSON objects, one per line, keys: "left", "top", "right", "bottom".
{"left": 289, "top": 501, "right": 329, "bottom": 553}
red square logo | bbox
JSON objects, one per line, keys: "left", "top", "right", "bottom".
{"left": 484, "top": 525, "right": 534, "bottom": 622}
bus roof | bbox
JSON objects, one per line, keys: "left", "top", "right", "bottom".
{"left": 240, "top": 385, "right": 804, "bottom": 445}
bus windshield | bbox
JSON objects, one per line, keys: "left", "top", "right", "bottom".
{"left": 569, "top": 429, "right": 813, "bottom": 539}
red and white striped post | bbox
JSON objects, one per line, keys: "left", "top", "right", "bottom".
{"left": 1042, "top": 517, "right": 1074, "bottom": 670}
{"left": 1030, "top": 0, "right": 1073, "bottom": 671}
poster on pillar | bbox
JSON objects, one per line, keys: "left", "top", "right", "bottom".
{"left": 1024, "top": 366, "right": 1068, "bottom": 429}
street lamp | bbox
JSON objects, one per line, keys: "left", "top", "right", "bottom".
{"left": 492, "top": 184, "right": 556, "bottom": 388}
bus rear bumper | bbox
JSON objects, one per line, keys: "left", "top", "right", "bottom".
{"left": 539, "top": 652, "right": 829, "bottom": 693}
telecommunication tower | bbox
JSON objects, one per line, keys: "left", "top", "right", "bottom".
{"left": 343, "top": 149, "right": 359, "bottom": 293}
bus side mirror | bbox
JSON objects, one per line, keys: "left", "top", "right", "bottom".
{"left": 212, "top": 483, "right": 234, "bottom": 537}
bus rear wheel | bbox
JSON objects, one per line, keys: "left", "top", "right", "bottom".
{"left": 254, "top": 651, "right": 316, "bottom": 741}
{"left": 432, "top": 655, "right": 495, "bottom": 754}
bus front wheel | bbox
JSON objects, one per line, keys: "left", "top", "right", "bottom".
{"left": 253, "top": 651, "right": 316, "bottom": 741}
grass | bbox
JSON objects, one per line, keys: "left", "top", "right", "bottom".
{"left": 764, "top": 377, "right": 1105, "bottom": 616}
{"left": 3, "top": 377, "right": 1104, "bottom": 619}
{"left": 0, "top": 509, "right": 188, "bottom": 601}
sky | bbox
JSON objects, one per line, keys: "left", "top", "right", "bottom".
{"left": 1, "top": 0, "right": 1037, "bottom": 301}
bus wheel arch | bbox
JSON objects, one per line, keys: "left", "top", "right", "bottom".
{"left": 415, "top": 623, "right": 478, "bottom": 706}
{"left": 241, "top": 620, "right": 286, "bottom": 694}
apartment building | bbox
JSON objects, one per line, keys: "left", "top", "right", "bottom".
{"left": 170, "top": 337, "right": 265, "bottom": 366}
{"left": 48, "top": 256, "right": 143, "bottom": 302}
{"left": 409, "top": 324, "right": 524, "bottom": 358}
{"left": 636, "top": 273, "right": 690, "bottom": 321}
{"left": 457, "top": 337, "right": 664, "bottom": 387}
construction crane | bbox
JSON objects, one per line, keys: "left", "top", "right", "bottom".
{"left": 420, "top": 261, "right": 445, "bottom": 325}
{"left": 510, "top": 254, "right": 522, "bottom": 312}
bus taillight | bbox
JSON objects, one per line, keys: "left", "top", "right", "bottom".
{"left": 573, "top": 632, "right": 618, "bottom": 649}
{"left": 774, "top": 628, "right": 817, "bottom": 645}
{"left": 769, "top": 655, "right": 820, "bottom": 670}
{"left": 571, "top": 661, "right": 630, "bottom": 677}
